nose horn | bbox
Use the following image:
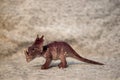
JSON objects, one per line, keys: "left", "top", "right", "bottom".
{"left": 24, "top": 49, "right": 28, "bottom": 56}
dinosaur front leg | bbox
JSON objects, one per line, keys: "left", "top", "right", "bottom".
{"left": 41, "top": 58, "right": 52, "bottom": 69}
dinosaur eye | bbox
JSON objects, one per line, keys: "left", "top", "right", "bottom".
{"left": 32, "top": 48, "right": 35, "bottom": 52}
{"left": 32, "top": 48, "right": 35, "bottom": 50}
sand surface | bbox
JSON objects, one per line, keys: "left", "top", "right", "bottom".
{"left": 0, "top": 50, "right": 120, "bottom": 80}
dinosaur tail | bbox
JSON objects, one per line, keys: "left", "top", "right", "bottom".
{"left": 71, "top": 50, "right": 104, "bottom": 65}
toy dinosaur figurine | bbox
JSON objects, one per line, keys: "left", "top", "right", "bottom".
{"left": 24, "top": 35, "right": 104, "bottom": 69}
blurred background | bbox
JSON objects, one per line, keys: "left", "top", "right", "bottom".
{"left": 0, "top": 0, "right": 120, "bottom": 80}
{"left": 0, "top": 0, "right": 120, "bottom": 59}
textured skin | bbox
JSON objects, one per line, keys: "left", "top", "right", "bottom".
{"left": 24, "top": 35, "right": 104, "bottom": 69}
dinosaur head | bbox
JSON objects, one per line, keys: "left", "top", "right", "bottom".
{"left": 24, "top": 35, "right": 44, "bottom": 62}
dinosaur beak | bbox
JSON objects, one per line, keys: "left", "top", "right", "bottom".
{"left": 27, "top": 59, "right": 31, "bottom": 63}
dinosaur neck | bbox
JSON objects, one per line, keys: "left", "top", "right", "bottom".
{"left": 41, "top": 45, "right": 48, "bottom": 56}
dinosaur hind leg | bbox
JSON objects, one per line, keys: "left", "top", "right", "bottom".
{"left": 58, "top": 55, "right": 68, "bottom": 68}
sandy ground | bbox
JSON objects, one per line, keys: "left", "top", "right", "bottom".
{"left": 0, "top": 49, "right": 120, "bottom": 80}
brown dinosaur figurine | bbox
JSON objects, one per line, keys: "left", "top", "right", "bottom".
{"left": 24, "top": 35, "right": 104, "bottom": 69}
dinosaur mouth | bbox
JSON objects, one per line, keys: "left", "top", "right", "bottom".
{"left": 26, "top": 58, "right": 31, "bottom": 63}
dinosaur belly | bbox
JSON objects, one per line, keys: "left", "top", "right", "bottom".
{"left": 51, "top": 52, "right": 59, "bottom": 60}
